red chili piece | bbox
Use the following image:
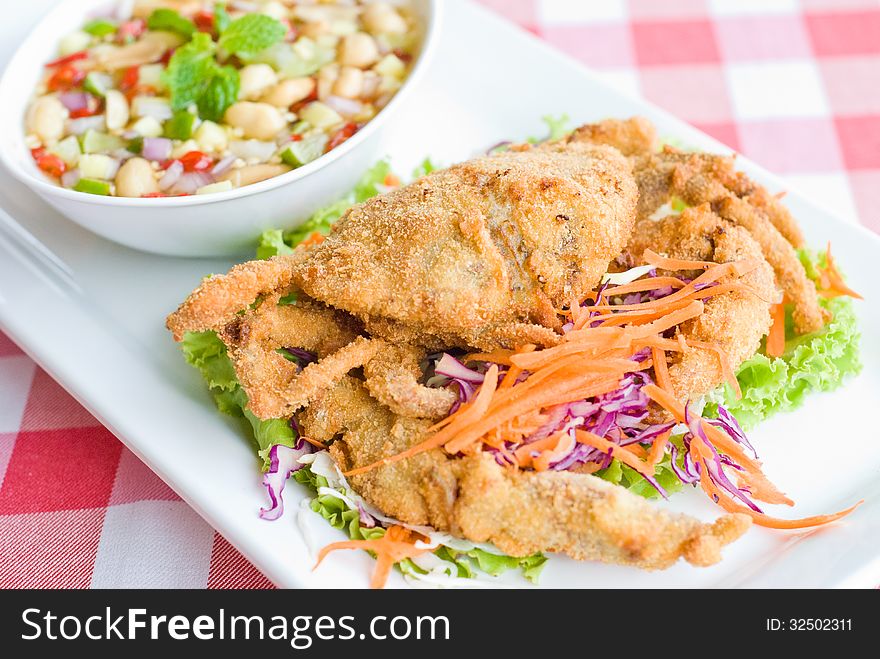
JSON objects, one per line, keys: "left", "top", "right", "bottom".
{"left": 47, "top": 65, "right": 86, "bottom": 92}
{"left": 325, "top": 123, "right": 359, "bottom": 153}
{"left": 179, "top": 151, "right": 213, "bottom": 172}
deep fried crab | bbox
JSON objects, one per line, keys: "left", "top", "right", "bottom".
{"left": 168, "top": 140, "right": 640, "bottom": 419}
{"left": 167, "top": 116, "right": 831, "bottom": 573}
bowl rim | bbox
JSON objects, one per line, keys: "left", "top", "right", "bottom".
{"left": 0, "top": 0, "right": 442, "bottom": 208}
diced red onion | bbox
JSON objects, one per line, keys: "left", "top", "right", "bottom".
{"left": 60, "top": 168, "right": 81, "bottom": 188}
{"left": 59, "top": 91, "right": 93, "bottom": 112}
{"left": 229, "top": 140, "right": 277, "bottom": 162}
{"left": 357, "top": 502, "right": 377, "bottom": 528}
{"left": 141, "top": 137, "right": 173, "bottom": 162}
{"left": 434, "top": 354, "right": 485, "bottom": 384}
{"left": 211, "top": 155, "right": 236, "bottom": 176}
{"left": 133, "top": 97, "right": 173, "bottom": 121}
{"left": 171, "top": 171, "right": 214, "bottom": 195}
{"left": 259, "top": 440, "right": 313, "bottom": 521}
{"left": 67, "top": 115, "right": 106, "bottom": 135}
{"left": 159, "top": 160, "right": 183, "bottom": 191}
{"left": 325, "top": 95, "right": 364, "bottom": 118}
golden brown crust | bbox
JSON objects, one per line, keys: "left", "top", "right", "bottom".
{"left": 309, "top": 378, "right": 750, "bottom": 570}
{"left": 166, "top": 253, "right": 305, "bottom": 341}
{"left": 454, "top": 453, "right": 750, "bottom": 569}
{"left": 569, "top": 118, "right": 821, "bottom": 335}
{"left": 217, "top": 296, "right": 365, "bottom": 418}
{"left": 626, "top": 204, "right": 777, "bottom": 402}
{"left": 291, "top": 143, "right": 638, "bottom": 350}
{"left": 564, "top": 115, "right": 658, "bottom": 157}
{"left": 363, "top": 344, "right": 456, "bottom": 419}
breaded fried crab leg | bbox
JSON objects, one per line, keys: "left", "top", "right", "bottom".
{"left": 626, "top": 204, "right": 777, "bottom": 403}
{"left": 300, "top": 376, "right": 751, "bottom": 571}
{"left": 563, "top": 117, "right": 825, "bottom": 334}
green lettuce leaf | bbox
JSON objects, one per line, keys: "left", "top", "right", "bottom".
{"left": 257, "top": 159, "right": 393, "bottom": 257}
{"left": 293, "top": 465, "right": 546, "bottom": 583}
{"left": 180, "top": 330, "right": 295, "bottom": 467}
{"left": 595, "top": 438, "right": 685, "bottom": 499}
{"left": 708, "top": 249, "right": 862, "bottom": 429}
{"left": 528, "top": 114, "right": 572, "bottom": 144}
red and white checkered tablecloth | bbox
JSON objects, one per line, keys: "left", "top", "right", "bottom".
{"left": 1, "top": 0, "right": 879, "bottom": 589}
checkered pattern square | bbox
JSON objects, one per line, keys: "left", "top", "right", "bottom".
{"left": 1, "top": 0, "right": 878, "bottom": 589}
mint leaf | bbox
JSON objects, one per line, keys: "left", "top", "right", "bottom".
{"left": 219, "top": 14, "right": 286, "bottom": 56}
{"left": 214, "top": 2, "right": 231, "bottom": 34}
{"left": 162, "top": 32, "right": 239, "bottom": 121}
{"left": 147, "top": 8, "right": 196, "bottom": 38}
{"left": 197, "top": 64, "right": 240, "bottom": 122}
{"left": 162, "top": 33, "right": 217, "bottom": 110}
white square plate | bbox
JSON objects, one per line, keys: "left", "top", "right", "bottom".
{"left": 1, "top": 0, "right": 878, "bottom": 588}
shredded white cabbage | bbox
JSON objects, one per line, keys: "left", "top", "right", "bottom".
{"left": 295, "top": 449, "right": 523, "bottom": 586}
{"left": 647, "top": 201, "right": 681, "bottom": 222}
{"left": 601, "top": 264, "right": 656, "bottom": 286}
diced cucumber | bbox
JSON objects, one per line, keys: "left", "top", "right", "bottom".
{"left": 73, "top": 178, "right": 112, "bottom": 195}
{"left": 196, "top": 180, "right": 234, "bottom": 195}
{"left": 299, "top": 102, "right": 342, "bottom": 129}
{"left": 50, "top": 135, "right": 82, "bottom": 167}
{"left": 83, "top": 72, "right": 113, "bottom": 98}
{"left": 78, "top": 154, "right": 116, "bottom": 179}
{"left": 290, "top": 120, "right": 311, "bottom": 135}
{"left": 164, "top": 110, "right": 197, "bottom": 140}
{"left": 374, "top": 53, "right": 406, "bottom": 79}
{"left": 83, "top": 18, "right": 117, "bottom": 38}
{"left": 279, "top": 134, "right": 328, "bottom": 167}
{"left": 138, "top": 64, "right": 165, "bottom": 90}
{"left": 58, "top": 31, "right": 91, "bottom": 57}
{"left": 81, "top": 129, "right": 124, "bottom": 154}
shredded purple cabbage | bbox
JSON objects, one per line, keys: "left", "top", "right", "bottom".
{"left": 419, "top": 269, "right": 759, "bottom": 503}
{"left": 283, "top": 347, "right": 317, "bottom": 371}
{"left": 259, "top": 439, "right": 314, "bottom": 521}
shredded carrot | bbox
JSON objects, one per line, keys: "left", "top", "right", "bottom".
{"left": 300, "top": 436, "right": 328, "bottom": 449}
{"left": 602, "top": 276, "right": 687, "bottom": 297}
{"left": 690, "top": 444, "right": 861, "bottom": 529}
{"left": 575, "top": 430, "right": 654, "bottom": 478}
{"left": 642, "top": 249, "right": 715, "bottom": 271}
{"left": 687, "top": 340, "right": 741, "bottom": 399}
{"left": 337, "top": 252, "right": 858, "bottom": 532}
{"left": 300, "top": 231, "right": 325, "bottom": 247}
{"left": 532, "top": 432, "right": 577, "bottom": 471}
{"left": 766, "top": 301, "right": 787, "bottom": 358}
{"left": 646, "top": 430, "right": 672, "bottom": 467}
{"left": 817, "top": 243, "right": 863, "bottom": 300}
{"left": 384, "top": 173, "right": 401, "bottom": 187}
{"left": 465, "top": 350, "right": 516, "bottom": 366}
{"left": 314, "top": 525, "right": 428, "bottom": 589}
{"left": 643, "top": 383, "right": 791, "bottom": 505}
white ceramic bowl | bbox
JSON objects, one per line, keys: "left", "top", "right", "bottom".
{"left": 0, "top": 0, "right": 441, "bottom": 257}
